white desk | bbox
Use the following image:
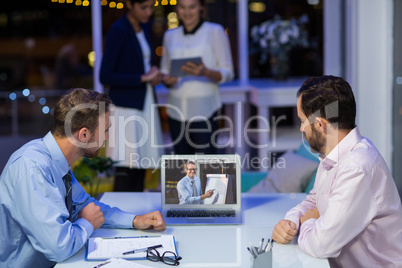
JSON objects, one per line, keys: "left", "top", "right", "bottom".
{"left": 56, "top": 192, "right": 329, "bottom": 268}
{"left": 249, "top": 78, "right": 307, "bottom": 170}
{"left": 155, "top": 82, "right": 249, "bottom": 163}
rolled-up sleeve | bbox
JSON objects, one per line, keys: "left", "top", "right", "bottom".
{"left": 297, "top": 167, "right": 376, "bottom": 258}
{"left": 71, "top": 173, "right": 136, "bottom": 229}
{"left": 284, "top": 187, "right": 317, "bottom": 230}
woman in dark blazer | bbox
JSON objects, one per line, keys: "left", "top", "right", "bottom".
{"left": 100, "top": 0, "right": 163, "bottom": 192}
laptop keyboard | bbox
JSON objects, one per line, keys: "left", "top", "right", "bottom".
{"left": 167, "top": 209, "right": 236, "bottom": 218}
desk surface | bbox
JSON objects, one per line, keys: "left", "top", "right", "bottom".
{"left": 56, "top": 193, "right": 329, "bottom": 268}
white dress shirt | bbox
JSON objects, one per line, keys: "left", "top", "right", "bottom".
{"left": 284, "top": 127, "right": 402, "bottom": 267}
{"left": 160, "top": 22, "right": 234, "bottom": 121}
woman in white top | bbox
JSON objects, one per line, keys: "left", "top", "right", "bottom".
{"left": 160, "top": 0, "right": 234, "bottom": 154}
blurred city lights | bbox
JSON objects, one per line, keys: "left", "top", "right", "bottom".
{"left": 42, "top": 106, "right": 50, "bottom": 114}
{"left": 9, "top": 92, "right": 17, "bottom": 100}
{"left": 28, "top": 95, "right": 36, "bottom": 102}
{"left": 249, "top": 2, "right": 266, "bottom": 13}
{"left": 22, "top": 88, "right": 30, "bottom": 97}
{"left": 88, "top": 51, "right": 95, "bottom": 67}
{"left": 155, "top": 46, "right": 164, "bottom": 57}
{"left": 49, "top": 0, "right": 179, "bottom": 7}
{"left": 167, "top": 12, "right": 179, "bottom": 29}
{"left": 39, "top": 97, "right": 46, "bottom": 105}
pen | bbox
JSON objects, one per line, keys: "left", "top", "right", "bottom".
{"left": 263, "top": 239, "right": 270, "bottom": 252}
{"left": 249, "top": 242, "right": 258, "bottom": 258}
{"left": 102, "top": 235, "right": 161, "bottom": 239}
{"left": 93, "top": 259, "right": 111, "bottom": 268}
{"left": 258, "top": 238, "right": 264, "bottom": 254}
{"left": 122, "top": 244, "right": 163, "bottom": 255}
{"left": 247, "top": 246, "right": 257, "bottom": 259}
{"left": 266, "top": 238, "right": 274, "bottom": 252}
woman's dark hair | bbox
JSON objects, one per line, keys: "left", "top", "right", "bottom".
{"left": 53, "top": 88, "right": 112, "bottom": 137}
{"left": 297, "top": 75, "right": 356, "bottom": 130}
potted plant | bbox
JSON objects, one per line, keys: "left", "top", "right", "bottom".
{"left": 72, "top": 156, "right": 116, "bottom": 198}
{"left": 250, "top": 14, "right": 310, "bottom": 80}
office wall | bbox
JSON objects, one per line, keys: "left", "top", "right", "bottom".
{"left": 393, "top": 0, "right": 402, "bottom": 194}
{"left": 345, "top": 0, "right": 393, "bottom": 169}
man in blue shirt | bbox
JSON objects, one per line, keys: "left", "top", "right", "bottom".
{"left": 176, "top": 161, "right": 214, "bottom": 204}
{"left": 0, "top": 88, "right": 166, "bottom": 267}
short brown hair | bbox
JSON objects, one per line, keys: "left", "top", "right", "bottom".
{"left": 52, "top": 88, "right": 112, "bottom": 137}
{"left": 297, "top": 75, "right": 356, "bottom": 130}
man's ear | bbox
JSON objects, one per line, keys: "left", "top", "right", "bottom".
{"left": 77, "top": 128, "right": 91, "bottom": 143}
{"left": 315, "top": 117, "right": 328, "bottom": 133}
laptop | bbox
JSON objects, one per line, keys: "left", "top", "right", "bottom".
{"left": 161, "top": 154, "right": 243, "bottom": 225}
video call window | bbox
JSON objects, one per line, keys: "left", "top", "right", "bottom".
{"left": 163, "top": 159, "right": 237, "bottom": 205}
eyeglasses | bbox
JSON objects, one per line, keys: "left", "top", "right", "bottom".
{"left": 186, "top": 168, "right": 197, "bottom": 172}
{"left": 147, "top": 247, "right": 182, "bottom": 266}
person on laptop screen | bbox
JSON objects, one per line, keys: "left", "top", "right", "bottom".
{"left": 176, "top": 161, "right": 214, "bottom": 204}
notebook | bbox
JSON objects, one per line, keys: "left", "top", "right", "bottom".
{"left": 161, "top": 154, "right": 242, "bottom": 225}
{"left": 85, "top": 235, "right": 177, "bottom": 261}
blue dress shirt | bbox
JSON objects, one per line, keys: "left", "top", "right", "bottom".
{"left": 0, "top": 132, "right": 136, "bottom": 267}
{"left": 176, "top": 175, "right": 203, "bottom": 204}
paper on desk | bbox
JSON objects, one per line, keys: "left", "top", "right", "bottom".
{"left": 86, "top": 235, "right": 177, "bottom": 260}
{"left": 94, "top": 258, "right": 153, "bottom": 268}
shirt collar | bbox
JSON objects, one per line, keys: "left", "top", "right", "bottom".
{"left": 185, "top": 176, "right": 196, "bottom": 182}
{"left": 320, "top": 127, "right": 362, "bottom": 170}
{"left": 43, "top": 131, "right": 70, "bottom": 176}
{"left": 183, "top": 19, "right": 204, "bottom": 35}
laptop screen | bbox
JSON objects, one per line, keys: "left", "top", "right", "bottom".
{"left": 161, "top": 154, "right": 241, "bottom": 209}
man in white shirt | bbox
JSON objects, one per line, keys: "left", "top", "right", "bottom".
{"left": 272, "top": 75, "right": 402, "bottom": 267}
{"left": 176, "top": 161, "right": 214, "bottom": 204}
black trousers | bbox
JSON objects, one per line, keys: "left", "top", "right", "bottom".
{"left": 113, "top": 167, "right": 146, "bottom": 192}
{"left": 168, "top": 111, "right": 219, "bottom": 154}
